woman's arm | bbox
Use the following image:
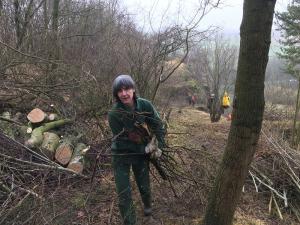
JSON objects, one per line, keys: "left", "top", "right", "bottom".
{"left": 108, "top": 110, "right": 124, "bottom": 136}
{"left": 145, "top": 102, "right": 166, "bottom": 148}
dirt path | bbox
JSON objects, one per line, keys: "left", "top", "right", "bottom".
{"left": 148, "top": 107, "right": 230, "bottom": 224}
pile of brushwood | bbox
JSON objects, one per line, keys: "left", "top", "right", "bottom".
{"left": 0, "top": 129, "right": 93, "bottom": 225}
{"left": 0, "top": 108, "right": 90, "bottom": 174}
{"left": 247, "top": 126, "right": 300, "bottom": 222}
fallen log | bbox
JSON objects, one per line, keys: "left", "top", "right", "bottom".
{"left": 41, "top": 132, "right": 60, "bottom": 159}
{"left": 67, "top": 143, "right": 89, "bottom": 174}
{"left": 27, "top": 108, "right": 47, "bottom": 123}
{"left": 55, "top": 135, "right": 79, "bottom": 165}
{"left": 25, "top": 119, "right": 72, "bottom": 148}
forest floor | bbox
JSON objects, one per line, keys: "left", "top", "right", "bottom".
{"left": 5, "top": 106, "right": 297, "bottom": 225}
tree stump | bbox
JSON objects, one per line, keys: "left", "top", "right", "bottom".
{"left": 27, "top": 108, "right": 47, "bottom": 123}
{"left": 55, "top": 137, "right": 75, "bottom": 165}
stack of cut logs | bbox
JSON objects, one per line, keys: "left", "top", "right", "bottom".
{"left": 0, "top": 108, "right": 89, "bottom": 174}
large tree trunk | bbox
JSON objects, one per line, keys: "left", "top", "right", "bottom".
{"left": 0, "top": 0, "right": 3, "bottom": 16}
{"left": 13, "top": 0, "right": 34, "bottom": 49}
{"left": 51, "top": 0, "right": 60, "bottom": 69}
{"left": 202, "top": 1, "right": 276, "bottom": 225}
{"left": 43, "top": 0, "right": 49, "bottom": 32}
{"left": 13, "top": 0, "right": 21, "bottom": 48}
{"left": 292, "top": 77, "right": 300, "bottom": 146}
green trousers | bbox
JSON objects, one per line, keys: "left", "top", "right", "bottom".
{"left": 112, "top": 156, "right": 151, "bottom": 225}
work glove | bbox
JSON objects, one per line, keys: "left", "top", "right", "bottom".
{"left": 150, "top": 147, "right": 162, "bottom": 159}
{"left": 145, "top": 136, "right": 157, "bottom": 154}
{"left": 145, "top": 136, "right": 163, "bottom": 159}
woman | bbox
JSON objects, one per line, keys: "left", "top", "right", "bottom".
{"left": 108, "top": 74, "right": 166, "bottom": 225}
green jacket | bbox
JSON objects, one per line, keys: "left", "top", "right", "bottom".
{"left": 108, "top": 97, "right": 166, "bottom": 154}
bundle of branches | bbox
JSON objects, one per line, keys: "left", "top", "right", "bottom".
{"left": 150, "top": 142, "right": 220, "bottom": 206}
{"left": 148, "top": 108, "right": 219, "bottom": 194}
{"left": 249, "top": 128, "right": 300, "bottom": 221}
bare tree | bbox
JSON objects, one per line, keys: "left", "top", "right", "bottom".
{"left": 0, "top": 0, "right": 224, "bottom": 117}
{"left": 12, "top": 0, "right": 45, "bottom": 50}
{"left": 51, "top": 0, "right": 60, "bottom": 63}
{"left": 0, "top": 0, "right": 127, "bottom": 114}
{"left": 0, "top": 0, "right": 3, "bottom": 15}
{"left": 121, "top": 25, "right": 191, "bottom": 101}
{"left": 120, "top": 0, "right": 222, "bottom": 102}
{"left": 189, "top": 33, "right": 237, "bottom": 121}
{"left": 202, "top": 0, "right": 276, "bottom": 224}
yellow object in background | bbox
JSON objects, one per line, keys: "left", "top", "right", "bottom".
{"left": 222, "top": 91, "right": 230, "bottom": 108}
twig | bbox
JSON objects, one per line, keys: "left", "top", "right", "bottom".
{"left": 272, "top": 192, "right": 283, "bottom": 220}
{"left": 108, "top": 199, "right": 115, "bottom": 224}
{"left": 0, "top": 39, "right": 60, "bottom": 65}
{"left": 0, "top": 182, "right": 12, "bottom": 194}
{"left": 283, "top": 189, "right": 288, "bottom": 207}
{"left": 290, "top": 203, "right": 300, "bottom": 223}
{"left": 286, "top": 172, "right": 300, "bottom": 192}
{"left": 0, "top": 116, "right": 24, "bottom": 126}
{"left": 249, "top": 170, "right": 287, "bottom": 205}
{"left": 251, "top": 166, "right": 273, "bottom": 185}
{"left": 0, "top": 153, "right": 88, "bottom": 178}
{"left": 14, "top": 185, "right": 44, "bottom": 201}
{"left": 90, "top": 129, "right": 125, "bottom": 185}
{"left": 0, "top": 132, "right": 56, "bottom": 164}
{"left": 268, "top": 194, "right": 272, "bottom": 214}
{"left": 249, "top": 172, "right": 258, "bottom": 192}
{"left": 0, "top": 193, "right": 31, "bottom": 224}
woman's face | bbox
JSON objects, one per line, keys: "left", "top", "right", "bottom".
{"left": 117, "top": 87, "right": 135, "bottom": 106}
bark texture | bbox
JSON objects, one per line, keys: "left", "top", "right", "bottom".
{"left": 67, "top": 143, "right": 87, "bottom": 174}
{"left": 55, "top": 135, "right": 79, "bottom": 165}
{"left": 202, "top": 1, "right": 276, "bottom": 225}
